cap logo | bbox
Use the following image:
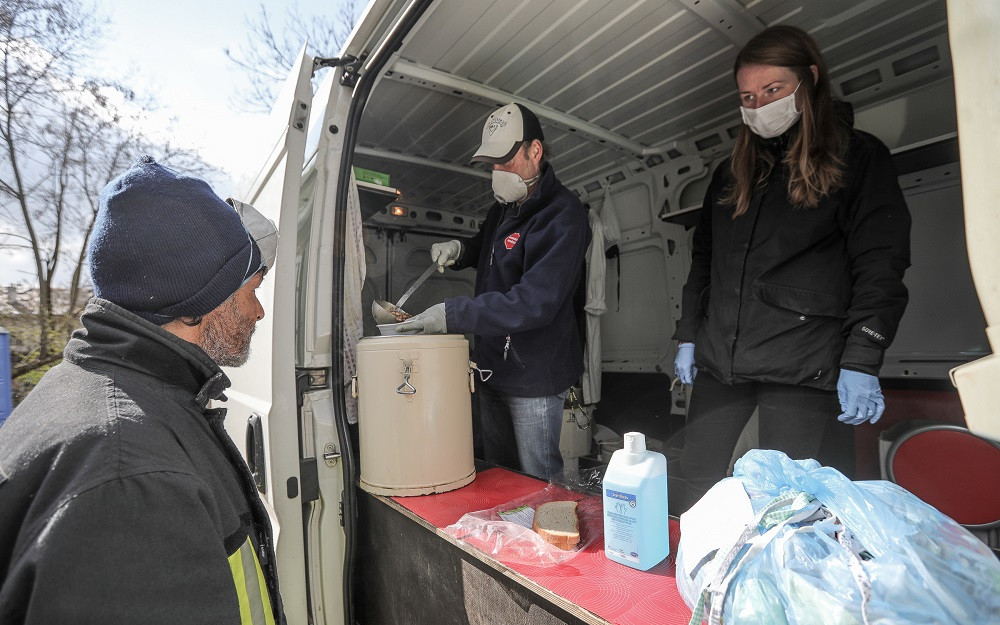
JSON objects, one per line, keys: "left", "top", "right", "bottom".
{"left": 487, "top": 117, "right": 507, "bottom": 137}
{"left": 504, "top": 233, "right": 520, "bottom": 250}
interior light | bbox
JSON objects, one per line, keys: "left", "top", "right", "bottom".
{"left": 391, "top": 205, "right": 407, "bottom": 217}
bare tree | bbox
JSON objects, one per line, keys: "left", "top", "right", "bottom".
{"left": 0, "top": 0, "right": 209, "bottom": 382}
{"left": 225, "top": 0, "right": 363, "bottom": 111}
{"left": 1, "top": 0, "right": 103, "bottom": 372}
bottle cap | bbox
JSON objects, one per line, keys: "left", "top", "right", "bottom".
{"left": 624, "top": 432, "right": 646, "bottom": 453}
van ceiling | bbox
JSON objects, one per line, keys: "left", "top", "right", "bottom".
{"left": 353, "top": 0, "right": 950, "bottom": 218}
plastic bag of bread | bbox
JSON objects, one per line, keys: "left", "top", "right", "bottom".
{"left": 444, "top": 483, "right": 602, "bottom": 566}
{"left": 532, "top": 500, "right": 580, "bottom": 550}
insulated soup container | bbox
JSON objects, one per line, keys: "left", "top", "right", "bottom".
{"left": 355, "top": 334, "right": 476, "bottom": 496}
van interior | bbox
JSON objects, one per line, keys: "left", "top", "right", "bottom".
{"left": 224, "top": 1, "right": 1000, "bottom": 622}
{"left": 313, "top": 0, "right": 982, "bottom": 491}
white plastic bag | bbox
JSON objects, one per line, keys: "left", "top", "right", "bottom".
{"left": 676, "top": 449, "right": 1000, "bottom": 625}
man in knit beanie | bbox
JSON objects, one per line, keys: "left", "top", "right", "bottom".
{"left": 0, "top": 158, "right": 286, "bottom": 624}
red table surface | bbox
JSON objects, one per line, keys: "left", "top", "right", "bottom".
{"left": 393, "top": 467, "right": 693, "bottom": 625}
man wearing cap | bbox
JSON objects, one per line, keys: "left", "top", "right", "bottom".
{"left": 397, "top": 103, "right": 590, "bottom": 480}
{"left": 0, "top": 157, "right": 284, "bottom": 624}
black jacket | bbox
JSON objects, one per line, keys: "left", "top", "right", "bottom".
{"left": 0, "top": 299, "right": 284, "bottom": 625}
{"left": 446, "top": 163, "right": 590, "bottom": 396}
{"left": 673, "top": 129, "right": 911, "bottom": 390}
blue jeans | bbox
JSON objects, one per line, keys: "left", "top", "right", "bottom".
{"left": 477, "top": 383, "right": 567, "bottom": 480}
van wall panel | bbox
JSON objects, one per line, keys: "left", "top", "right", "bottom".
{"left": 402, "top": 1, "right": 495, "bottom": 70}
{"left": 611, "top": 185, "right": 654, "bottom": 233}
{"left": 541, "top": 17, "right": 711, "bottom": 123}
{"left": 601, "top": 241, "right": 672, "bottom": 370}
{"left": 438, "top": 0, "right": 585, "bottom": 82}
{"left": 467, "top": 0, "right": 629, "bottom": 90}
{"left": 568, "top": 34, "right": 732, "bottom": 137}
{"left": 497, "top": 3, "right": 690, "bottom": 104}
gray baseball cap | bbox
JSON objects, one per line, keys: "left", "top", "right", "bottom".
{"left": 228, "top": 198, "right": 277, "bottom": 276}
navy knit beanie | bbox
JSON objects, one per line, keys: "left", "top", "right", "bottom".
{"left": 89, "top": 156, "right": 263, "bottom": 324}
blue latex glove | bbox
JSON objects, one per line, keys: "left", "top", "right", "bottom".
{"left": 837, "top": 369, "right": 885, "bottom": 425}
{"left": 674, "top": 342, "right": 697, "bottom": 385}
{"left": 395, "top": 303, "right": 448, "bottom": 334}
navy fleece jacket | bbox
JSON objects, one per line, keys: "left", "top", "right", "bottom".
{"left": 445, "top": 164, "right": 590, "bottom": 396}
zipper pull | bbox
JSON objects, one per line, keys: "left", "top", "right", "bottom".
{"left": 490, "top": 245, "right": 494, "bottom": 266}
{"left": 503, "top": 336, "right": 511, "bottom": 361}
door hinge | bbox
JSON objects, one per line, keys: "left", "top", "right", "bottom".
{"left": 292, "top": 99, "right": 308, "bottom": 131}
{"left": 312, "top": 54, "right": 362, "bottom": 87}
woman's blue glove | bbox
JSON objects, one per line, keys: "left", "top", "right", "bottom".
{"left": 395, "top": 303, "right": 448, "bottom": 334}
{"left": 674, "top": 342, "right": 697, "bottom": 385}
{"left": 837, "top": 369, "right": 885, "bottom": 425}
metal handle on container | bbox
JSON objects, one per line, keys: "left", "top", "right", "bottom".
{"left": 467, "top": 360, "right": 492, "bottom": 393}
{"left": 396, "top": 365, "right": 416, "bottom": 395}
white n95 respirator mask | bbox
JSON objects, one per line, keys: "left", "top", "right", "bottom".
{"left": 492, "top": 170, "right": 539, "bottom": 204}
{"left": 740, "top": 82, "right": 802, "bottom": 139}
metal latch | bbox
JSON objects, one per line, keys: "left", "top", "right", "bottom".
{"left": 396, "top": 364, "right": 416, "bottom": 395}
{"left": 323, "top": 443, "right": 341, "bottom": 467}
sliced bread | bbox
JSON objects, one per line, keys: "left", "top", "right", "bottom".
{"left": 532, "top": 500, "right": 580, "bottom": 550}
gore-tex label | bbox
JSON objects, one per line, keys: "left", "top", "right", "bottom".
{"left": 504, "top": 233, "right": 520, "bottom": 249}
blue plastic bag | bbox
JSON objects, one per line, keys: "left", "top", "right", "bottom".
{"left": 676, "top": 449, "right": 1000, "bottom": 625}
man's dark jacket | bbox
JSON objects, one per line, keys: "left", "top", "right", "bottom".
{"left": 673, "top": 128, "right": 911, "bottom": 390}
{"left": 0, "top": 299, "right": 284, "bottom": 624}
{"left": 446, "top": 163, "right": 590, "bottom": 396}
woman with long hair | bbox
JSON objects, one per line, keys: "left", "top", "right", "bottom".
{"left": 672, "top": 25, "right": 911, "bottom": 508}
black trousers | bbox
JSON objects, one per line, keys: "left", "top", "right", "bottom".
{"left": 679, "top": 370, "right": 854, "bottom": 510}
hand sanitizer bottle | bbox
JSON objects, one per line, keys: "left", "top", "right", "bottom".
{"left": 602, "top": 432, "right": 669, "bottom": 570}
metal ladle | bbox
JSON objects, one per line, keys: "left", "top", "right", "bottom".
{"left": 371, "top": 262, "right": 439, "bottom": 325}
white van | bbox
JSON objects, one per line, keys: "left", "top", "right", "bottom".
{"left": 225, "top": 1, "right": 1000, "bottom": 623}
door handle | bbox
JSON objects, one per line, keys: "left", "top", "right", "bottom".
{"left": 246, "top": 413, "right": 267, "bottom": 494}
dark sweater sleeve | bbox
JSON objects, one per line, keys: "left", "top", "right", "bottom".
{"left": 839, "top": 134, "right": 912, "bottom": 375}
{"left": 672, "top": 163, "right": 723, "bottom": 343}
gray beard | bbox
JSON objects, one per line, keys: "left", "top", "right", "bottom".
{"left": 201, "top": 297, "right": 256, "bottom": 368}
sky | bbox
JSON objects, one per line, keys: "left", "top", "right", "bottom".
{"left": 90, "top": 0, "right": 346, "bottom": 192}
{"left": 0, "top": 0, "right": 352, "bottom": 285}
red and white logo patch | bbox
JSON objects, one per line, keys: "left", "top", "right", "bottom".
{"left": 504, "top": 233, "right": 520, "bottom": 250}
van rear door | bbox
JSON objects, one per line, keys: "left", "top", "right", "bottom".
{"left": 221, "top": 47, "right": 314, "bottom": 625}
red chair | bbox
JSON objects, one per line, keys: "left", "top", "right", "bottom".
{"left": 885, "top": 424, "right": 1000, "bottom": 550}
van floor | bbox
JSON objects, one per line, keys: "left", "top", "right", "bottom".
{"left": 582, "top": 372, "right": 690, "bottom": 514}
{"left": 591, "top": 372, "right": 686, "bottom": 456}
